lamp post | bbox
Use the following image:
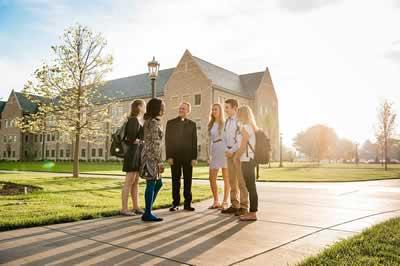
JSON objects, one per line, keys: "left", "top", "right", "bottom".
{"left": 148, "top": 56, "right": 160, "bottom": 98}
{"left": 279, "top": 133, "right": 283, "bottom": 168}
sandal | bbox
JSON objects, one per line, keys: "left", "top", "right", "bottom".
{"left": 208, "top": 202, "right": 220, "bottom": 209}
{"left": 121, "top": 211, "right": 136, "bottom": 216}
{"left": 132, "top": 209, "right": 144, "bottom": 215}
{"left": 219, "top": 202, "right": 229, "bottom": 210}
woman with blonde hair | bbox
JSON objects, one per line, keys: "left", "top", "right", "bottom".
{"left": 207, "top": 103, "right": 230, "bottom": 209}
{"left": 234, "top": 105, "right": 259, "bottom": 221}
{"left": 121, "top": 99, "right": 146, "bottom": 216}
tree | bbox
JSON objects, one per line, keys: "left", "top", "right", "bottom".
{"left": 375, "top": 100, "right": 397, "bottom": 170}
{"left": 17, "top": 24, "right": 113, "bottom": 177}
{"left": 293, "top": 124, "right": 338, "bottom": 162}
{"left": 359, "top": 139, "right": 377, "bottom": 161}
{"left": 335, "top": 138, "right": 355, "bottom": 162}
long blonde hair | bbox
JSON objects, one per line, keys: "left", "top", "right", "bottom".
{"left": 237, "top": 105, "right": 258, "bottom": 131}
{"left": 208, "top": 103, "right": 224, "bottom": 136}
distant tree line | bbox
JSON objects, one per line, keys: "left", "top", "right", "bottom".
{"left": 291, "top": 100, "right": 398, "bottom": 169}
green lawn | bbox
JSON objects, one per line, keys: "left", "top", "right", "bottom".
{"left": 0, "top": 161, "right": 123, "bottom": 172}
{"left": 0, "top": 161, "right": 399, "bottom": 182}
{"left": 0, "top": 173, "right": 213, "bottom": 231}
{"left": 299, "top": 217, "right": 400, "bottom": 265}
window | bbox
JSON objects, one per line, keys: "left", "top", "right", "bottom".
{"left": 81, "top": 149, "right": 86, "bottom": 157}
{"left": 46, "top": 150, "right": 49, "bottom": 157}
{"left": 194, "top": 94, "right": 201, "bottom": 106}
{"left": 25, "top": 135, "right": 29, "bottom": 143}
{"left": 91, "top": 148, "right": 96, "bottom": 157}
{"left": 12, "top": 151, "right": 15, "bottom": 157}
{"left": 51, "top": 134, "right": 55, "bottom": 141}
{"left": 24, "top": 151, "right": 28, "bottom": 157}
{"left": 3, "top": 136, "right": 6, "bottom": 143}
{"left": 60, "top": 150, "right": 64, "bottom": 158}
{"left": 51, "top": 150, "right": 55, "bottom": 157}
{"left": 198, "top": 145, "right": 201, "bottom": 153}
{"left": 8, "top": 136, "right": 12, "bottom": 143}
{"left": 112, "top": 106, "right": 124, "bottom": 118}
{"left": 40, "top": 134, "right": 43, "bottom": 142}
{"left": 4, "top": 119, "right": 8, "bottom": 128}
{"left": 13, "top": 136, "right": 16, "bottom": 142}
{"left": 66, "top": 149, "right": 70, "bottom": 158}
{"left": 47, "top": 134, "right": 50, "bottom": 141}
{"left": 171, "top": 96, "right": 180, "bottom": 107}
{"left": 34, "top": 135, "right": 38, "bottom": 142}
{"left": 98, "top": 148, "right": 103, "bottom": 157}
{"left": 195, "top": 119, "right": 201, "bottom": 131}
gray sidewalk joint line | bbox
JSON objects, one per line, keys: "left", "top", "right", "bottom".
{"left": 229, "top": 208, "right": 400, "bottom": 266}
{"left": 42, "top": 225, "right": 193, "bottom": 266}
{"left": 338, "top": 190, "right": 359, "bottom": 196}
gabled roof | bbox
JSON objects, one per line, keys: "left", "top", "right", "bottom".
{"left": 192, "top": 56, "right": 265, "bottom": 98}
{"left": 98, "top": 68, "right": 175, "bottom": 101}
{"left": 0, "top": 101, "right": 6, "bottom": 113}
{"left": 239, "top": 71, "right": 264, "bottom": 97}
{"left": 12, "top": 91, "right": 52, "bottom": 113}
{"left": 14, "top": 92, "right": 40, "bottom": 113}
{"left": 193, "top": 56, "right": 242, "bottom": 94}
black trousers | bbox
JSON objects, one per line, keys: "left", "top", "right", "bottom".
{"left": 171, "top": 159, "right": 193, "bottom": 207}
{"left": 241, "top": 160, "right": 258, "bottom": 212}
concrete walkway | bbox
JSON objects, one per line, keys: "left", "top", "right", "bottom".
{"left": 1, "top": 178, "right": 400, "bottom": 265}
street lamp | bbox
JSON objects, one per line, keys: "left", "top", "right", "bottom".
{"left": 148, "top": 56, "right": 160, "bottom": 98}
{"left": 279, "top": 133, "right": 283, "bottom": 168}
{"left": 355, "top": 142, "right": 359, "bottom": 166}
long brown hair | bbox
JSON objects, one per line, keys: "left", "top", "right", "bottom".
{"left": 208, "top": 103, "right": 224, "bottom": 136}
{"left": 128, "top": 99, "right": 145, "bottom": 118}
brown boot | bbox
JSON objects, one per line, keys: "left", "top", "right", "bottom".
{"left": 235, "top": 208, "right": 248, "bottom": 216}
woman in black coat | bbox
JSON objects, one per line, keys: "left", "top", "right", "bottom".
{"left": 121, "top": 99, "right": 145, "bottom": 216}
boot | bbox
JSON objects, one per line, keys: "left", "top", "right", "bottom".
{"left": 142, "top": 180, "right": 163, "bottom": 222}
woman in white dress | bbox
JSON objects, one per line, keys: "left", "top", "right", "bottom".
{"left": 207, "top": 103, "right": 230, "bottom": 209}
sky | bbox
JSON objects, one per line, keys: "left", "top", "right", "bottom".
{"left": 0, "top": 0, "right": 400, "bottom": 147}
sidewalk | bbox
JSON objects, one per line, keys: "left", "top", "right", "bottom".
{"left": 1, "top": 179, "right": 400, "bottom": 265}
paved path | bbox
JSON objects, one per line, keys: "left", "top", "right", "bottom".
{"left": 0, "top": 177, "right": 399, "bottom": 265}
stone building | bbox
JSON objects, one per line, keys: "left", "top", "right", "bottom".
{"left": 0, "top": 50, "right": 279, "bottom": 161}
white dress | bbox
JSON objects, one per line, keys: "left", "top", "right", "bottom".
{"left": 209, "top": 123, "right": 227, "bottom": 169}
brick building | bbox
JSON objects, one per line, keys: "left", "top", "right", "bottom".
{"left": 0, "top": 50, "right": 279, "bottom": 161}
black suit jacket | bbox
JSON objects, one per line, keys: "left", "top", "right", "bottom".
{"left": 165, "top": 117, "right": 198, "bottom": 161}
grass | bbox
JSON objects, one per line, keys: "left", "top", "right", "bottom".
{"left": 0, "top": 161, "right": 123, "bottom": 172}
{"left": 299, "top": 217, "right": 400, "bottom": 266}
{"left": 0, "top": 173, "right": 213, "bottom": 231}
{"left": 0, "top": 161, "right": 400, "bottom": 182}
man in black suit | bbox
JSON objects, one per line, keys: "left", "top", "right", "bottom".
{"left": 165, "top": 102, "right": 198, "bottom": 211}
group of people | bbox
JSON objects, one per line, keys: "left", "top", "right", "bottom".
{"left": 120, "top": 98, "right": 260, "bottom": 222}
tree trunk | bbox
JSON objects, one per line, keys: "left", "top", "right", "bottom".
{"left": 73, "top": 132, "right": 80, "bottom": 178}
{"left": 41, "top": 132, "right": 46, "bottom": 161}
{"left": 384, "top": 136, "right": 388, "bottom": 171}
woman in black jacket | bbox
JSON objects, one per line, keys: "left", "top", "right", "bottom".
{"left": 121, "top": 99, "right": 145, "bottom": 216}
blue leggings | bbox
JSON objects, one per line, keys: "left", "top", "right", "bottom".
{"left": 144, "top": 179, "right": 163, "bottom": 214}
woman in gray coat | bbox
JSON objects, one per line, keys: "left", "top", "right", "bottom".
{"left": 140, "top": 98, "right": 165, "bottom": 222}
